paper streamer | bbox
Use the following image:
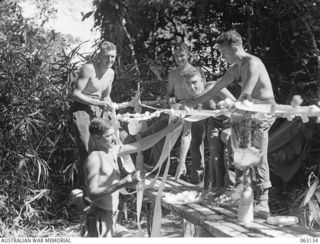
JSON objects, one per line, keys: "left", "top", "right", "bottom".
{"left": 143, "top": 122, "right": 183, "bottom": 194}
{"left": 110, "top": 107, "right": 136, "bottom": 173}
{"left": 118, "top": 121, "right": 183, "bottom": 195}
{"left": 135, "top": 180, "right": 145, "bottom": 237}
{"left": 118, "top": 99, "right": 320, "bottom": 124}
{"left": 145, "top": 122, "right": 184, "bottom": 177}
{"left": 150, "top": 125, "right": 173, "bottom": 237}
{"left": 111, "top": 97, "right": 320, "bottom": 236}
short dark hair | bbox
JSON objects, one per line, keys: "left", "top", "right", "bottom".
{"left": 216, "top": 30, "right": 243, "bottom": 46}
{"left": 181, "top": 67, "right": 202, "bottom": 81}
{"left": 89, "top": 118, "right": 113, "bottom": 136}
{"left": 99, "top": 41, "right": 117, "bottom": 53}
{"left": 173, "top": 42, "right": 190, "bottom": 54}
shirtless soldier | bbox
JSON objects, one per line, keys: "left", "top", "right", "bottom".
{"left": 71, "top": 41, "right": 136, "bottom": 180}
{"left": 186, "top": 30, "right": 275, "bottom": 217}
{"left": 182, "top": 67, "right": 236, "bottom": 190}
{"left": 84, "top": 117, "right": 181, "bottom": 237}
{"left": 166, "top": 43, "right": 207, "bottom": 185}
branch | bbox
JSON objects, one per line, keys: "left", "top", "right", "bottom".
{"left": 121, "top": 18, "right": 141, "bottom": 78}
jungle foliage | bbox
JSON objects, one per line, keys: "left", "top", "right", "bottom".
{"left": 0, "top": 0, "right": 84, "bottom": 232}
{"left": 92, "top": 0, "right": 320, "bottom": 104}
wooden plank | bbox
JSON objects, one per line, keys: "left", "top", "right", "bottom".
{"left": 200, "top": 205, "right": 268, "bottom": 237}
{"left": 201, "top": 219, "right": 255, "bottom": 237}
{"left": 183, "top": 196, "right": 312, "bottom": 237}
{"left": 218, "top": 204, "right": 303, "bottom": 237}
{"left": 183, "top": 219, "right": 213, "bottom": 237}
{"left": 206, "top": 205, "right": 238, "bottom": 218}
{"left": 222, "top": 204, "right": 316, "bottom": 237}
{"left": 144, "top": 175, "right": 317, "bottom": 238}
{"left": 254, "top": 218, "right": 314, "bottom": 238}
{"left": 145, "top": 189, "right": 214, "bottom": 226}
{"left": 146, "top": 180, "right": 266, "bottom": 237}
{"left": 286, "top": 224, "right": 320, "bottom": 237}
{"left": 186, "top": 203, "right": 225, "bottom": 220}
{"left": 203, "top": 218, "right": 266, "bottom": 237}
{"left": 145, "top": 188, "right": 263, "bottom": 237}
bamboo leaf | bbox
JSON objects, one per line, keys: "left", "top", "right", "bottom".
{"left": 46, "top": 137, "right": 55, "bottom": 146}
{"left": 36, "top": 159, "right": 42, "bottom": 183}
{"left": 10, "top": 119, "right": 25, "bottom": 134}
{"left": 302, "top": 180, "right": 319, "bottom": 207}
{"left": 308, "top": 200, "right": 320, "bottom": 226}
{"left": 18, "top": 158, "right": 26, "bottom": 169}
{"left": 26, "top": 153, "right": 36, "bottom": 158}
{"left": 314, "top": 190, "right": 320, "bottom": 204}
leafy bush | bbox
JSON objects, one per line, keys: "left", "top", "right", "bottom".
{"left": 0, "top": 1, "right": 84, "bottom": 230}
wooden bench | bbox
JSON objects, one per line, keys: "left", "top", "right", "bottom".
{"left": 143, "top": 175, "right": 320, "bottom": 237}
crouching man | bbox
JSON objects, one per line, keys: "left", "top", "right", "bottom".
{"left": 83, "top": 117, "right": 180, "bottom": 237}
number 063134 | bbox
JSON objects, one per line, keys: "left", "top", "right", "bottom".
{"left": 300, "top": 238, "right": 319, "bottom": 243}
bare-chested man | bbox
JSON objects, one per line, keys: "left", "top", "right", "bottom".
{"left": 186, "top": 30, "right": 275, "bottom": 217}
{"left": 84, "top": 117, "right": 181, "bottom": 237}
{"left": 182, "top": 67, "right": 236, "bottom": 190}
{"left": 166, "top": 43, "right": 207, "bottom": 185}
{"left": 71, "top": 41, "right": 136, "bottom": 180}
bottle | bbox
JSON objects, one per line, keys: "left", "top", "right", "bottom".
{"left": 237, "top": 184, "right": 254, "bottom": 227}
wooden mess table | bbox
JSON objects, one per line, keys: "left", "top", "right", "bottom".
{"left": 143, "top": 175, "right": 320, "bottom": 238}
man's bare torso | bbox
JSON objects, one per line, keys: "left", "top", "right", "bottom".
{"left": 233, "top": 55, "right": 274, "bottom": 101}
{"left": 80, "top": 64, "right": 114, "bottom": 99}
{"left": 89, "top": 150, "right": 120, "bottom": 211}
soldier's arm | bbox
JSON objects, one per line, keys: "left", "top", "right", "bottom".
{"left": 204, "top": 81, "right": 236, "bottom": 101}
{"left": 187, "top": 67, "right": 237, "bottom": 107}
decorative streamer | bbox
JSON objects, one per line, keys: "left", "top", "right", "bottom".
{"left": 117, "top": 99, "right": 320, "bottom": 124}
{"left": 134, "top": 121, "right": 183, "bottom": 237}
{"left": 150, "top": 116, "right": 174, "bottom": 237}
{"left": 135, "top": 180, "right": 145, "bottom": 237}
{"left": 112, "top": 97, "right": 320, "bottom": 236}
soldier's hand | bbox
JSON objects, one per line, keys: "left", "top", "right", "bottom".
{"left": 175, "top": 162, "right": 187, "bottom": 181}
{"left": 124, "top": 170, "right": 142, "bottom": 186}
{"left": 99, "top": 100, "right": 113, "bottom": 110}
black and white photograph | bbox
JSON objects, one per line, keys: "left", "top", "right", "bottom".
{"left": 1, "top": 0, "right": 320, "bottom": 241}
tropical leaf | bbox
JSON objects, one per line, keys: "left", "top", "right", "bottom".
{"left": 25, "top": 189, "right": 51, "bottom": 205}
{"left": 314, "top": 190, "right": 320, "bottom": 203}
{"left": 302, "top": 179, "right": 319, "bottom": 207}
{"left": 308, "top": 200, "right": 320, "bottom": 226}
